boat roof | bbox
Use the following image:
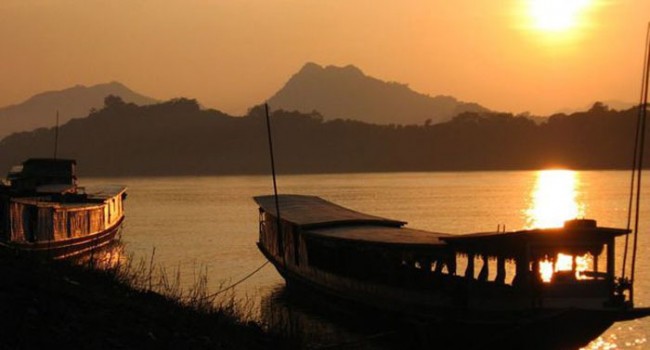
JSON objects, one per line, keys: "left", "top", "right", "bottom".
{"left": 84, "top": 185, "right": 127, "bottom": 200}
{"left": 255, "top": 195, "right": 630, "bottom": 258}
{"left": 254, "top": 194, "right": 406, "bottom": 229}
{"left": 11, "top": 197, "right": 105, "bottom": 210}
{"left": 304, "top": 225, "right": 451, "bottom": 248}
{"left": 442, "top": 219, "right": 630, "bottom": 258}
{"left": 10, "top": 185, "right": 126, "bottom": 208}
{"left": 443, "top": 221, "right": 629, "bottom": 244}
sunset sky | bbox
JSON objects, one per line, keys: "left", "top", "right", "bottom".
{"left": 1, "top": 1, "right": 649, "bottom": 116}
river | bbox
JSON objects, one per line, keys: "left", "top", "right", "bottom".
{"left": 85, "top": 170, "right": 650, "bottom": 349}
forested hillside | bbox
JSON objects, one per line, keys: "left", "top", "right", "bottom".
{"left": 0, "top": 98, "right": 643, "bottom": 176}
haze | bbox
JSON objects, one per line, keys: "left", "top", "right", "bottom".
{"left": 1, "top": 1, "right": 648, "bottom": 116}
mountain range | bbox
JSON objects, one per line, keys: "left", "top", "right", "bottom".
{"left": 0, "top": 82, "right": 157, "bottom": 139}
{"left": 0, "top": 63, "right": 635, "bottom": 143}
{"left": 267, "top": 62, "right": 489, "bottom": 125}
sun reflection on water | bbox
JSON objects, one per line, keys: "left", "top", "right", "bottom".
{"left": 525, "top": 169, "right": 585, "bottom": 229}
{"left": 526, "top": 170, "right": 590, "bottom": 283}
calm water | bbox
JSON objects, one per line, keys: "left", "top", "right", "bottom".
{"left": 85, "top": 171, "right": 650, "bottom": 349}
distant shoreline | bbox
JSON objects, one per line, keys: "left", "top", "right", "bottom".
{"left": 1, "top": 99, "right": 645, "bottom": 177}
{"left": 74, "top": 167, "right": 640, "bottom": 179}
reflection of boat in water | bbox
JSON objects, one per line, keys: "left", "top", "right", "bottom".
{"left": 254, "top": 194, "right": 650, "bottom": 349}
{"left": 259, "top": 285, "right": 390, "bottom": 350}
{"left": 0, "top": 158, "right": 126, "bottom": 259}
{"left": 261, "top": 283, "right": 451, "bottom": 350}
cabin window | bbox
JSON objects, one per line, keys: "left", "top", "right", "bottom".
{"left": 453, "top": 253, "right": 517, "bottom": 285}
{"left": 536, "top": 252, "right": 603, "bottom": 283}
{"left": 432, "top": 259, "right": 443, "bottom": 273}
{"left": 25, "top": 205, "right": 38, "bottom": 242}
{"left": 456, "top": 254, "right": 482, "bottom": 279}
{"left": 486, "top": 258, "right": 514, "bottom": 283}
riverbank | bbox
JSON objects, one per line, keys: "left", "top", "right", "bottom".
{"left": 0, "top": 250, "right": 281, "bottom": 349}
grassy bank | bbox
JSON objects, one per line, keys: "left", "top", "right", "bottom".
{"left": 0, "top": 248, "right": 282, "bottom": 349}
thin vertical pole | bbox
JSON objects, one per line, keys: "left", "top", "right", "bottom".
{"left": 54, "top": 111, "right": 60, "bottom": 159}
{"left": 631, "top": 22, "right": 650, "bottom": 304}
{"left": 264, "top": 104, "right": 284, "bottom": 258}
{"left": 623, "top": 23, "right": 650, "bottom": 278}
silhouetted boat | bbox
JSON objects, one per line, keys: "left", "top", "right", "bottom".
{"left": 0, "top": 158, "right": 126, "bottom": 259}
{"left": 254, "top": 194, "right": 650, "bottom": 348}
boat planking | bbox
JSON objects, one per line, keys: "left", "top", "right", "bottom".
{"left": 254, "top": 194, "right": 650, "bottom": 348}
{"left": 0, "top": 158, "right": 126, "bottom": 260}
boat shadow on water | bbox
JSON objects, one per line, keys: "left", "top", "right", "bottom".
{"left": 261, "top": 283, "right": 612, "bottom": 350}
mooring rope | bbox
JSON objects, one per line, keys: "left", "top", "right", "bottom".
{"left": 199, "top": 260, "right": 270, "bottom": 301}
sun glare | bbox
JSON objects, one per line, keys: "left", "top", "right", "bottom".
{"left": 525, "top": 170, "right": 584, "bottom": 229}
{"left": 528, "top": 0, "right": 591, "bottom": 33}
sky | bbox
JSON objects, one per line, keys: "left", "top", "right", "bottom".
{"left": 0, "top": 0, "right": 649, "bottom": 116}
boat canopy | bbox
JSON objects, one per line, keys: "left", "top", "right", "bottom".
{"left": 255, "top": 195, "right": 630, "bottom": 258}
{"left": 442, "top": 219, "right": 630, "bottom": 259}
{"left": 254, "top": 195, "right": 406, "bottom": 229}
{"left": 304, "top": 225, "right": 451, "bottom": 249}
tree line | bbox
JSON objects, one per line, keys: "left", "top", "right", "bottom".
{"left": 0, "top": 97, "right": 645, "bottom": 177}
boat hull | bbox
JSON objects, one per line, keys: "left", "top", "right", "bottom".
{"left": 0, "top": 216, "right": 124, "bottom": 260}
{"left": 258, "top": 242, "right": 648, "bottom": 349}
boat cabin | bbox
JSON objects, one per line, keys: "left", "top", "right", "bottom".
{"left": 441, "top": 219, "right": 630, "bottom": 307}
{"left": 8, "top": 158, "right": 77, "bottom": 192}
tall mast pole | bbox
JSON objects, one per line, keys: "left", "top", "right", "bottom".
{"left": 630, "top": 22, "right": 650, "bottom": 304}
{"left": 623, "top": 23, "right": 650, "bottom": 279}
{"left": 264, "top": 103, "right": 284, "bottom": 259}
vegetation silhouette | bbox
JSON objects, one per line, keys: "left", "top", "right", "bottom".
{"left": 0, "top": 96, "right": 645, "bottom": 176}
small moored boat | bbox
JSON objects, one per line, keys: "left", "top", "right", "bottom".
{"left": 0, "top": 158, "right": 126, "bottom": 259}
{"left": 254, "top": 194, "right": 650, "bottom": 348}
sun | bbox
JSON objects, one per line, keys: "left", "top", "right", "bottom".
{"left": 528, "top": 0, "right": 591, "bottom": 33}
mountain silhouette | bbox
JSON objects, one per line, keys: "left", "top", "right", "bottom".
{"left": 267, "top": 62, "right": 489, "bottom": 125}
{"left": 0, "top": 82, "right": 158, "bottom": 140}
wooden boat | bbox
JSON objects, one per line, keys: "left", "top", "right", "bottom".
{"left": 254, "top": 194, "right": 650, "bottom": 348}
{"left": 0, "top": 158, "right": 126, "bottom": 259}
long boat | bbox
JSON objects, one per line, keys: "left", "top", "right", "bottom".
{"left": 254, "top": 194, "right": 650, "bottom": 348}
{"left": 0, "top": 158, "right": 126, "bottom": 259}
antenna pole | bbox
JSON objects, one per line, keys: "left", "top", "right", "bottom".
{"left": 630, "top": 22, "right": 650, "bottom": 304}
{"left": 54, "top": 111, "right": 60, "bottom": 159}
{"left": 264, "top": 104, "right": 284, "bottom": 258}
